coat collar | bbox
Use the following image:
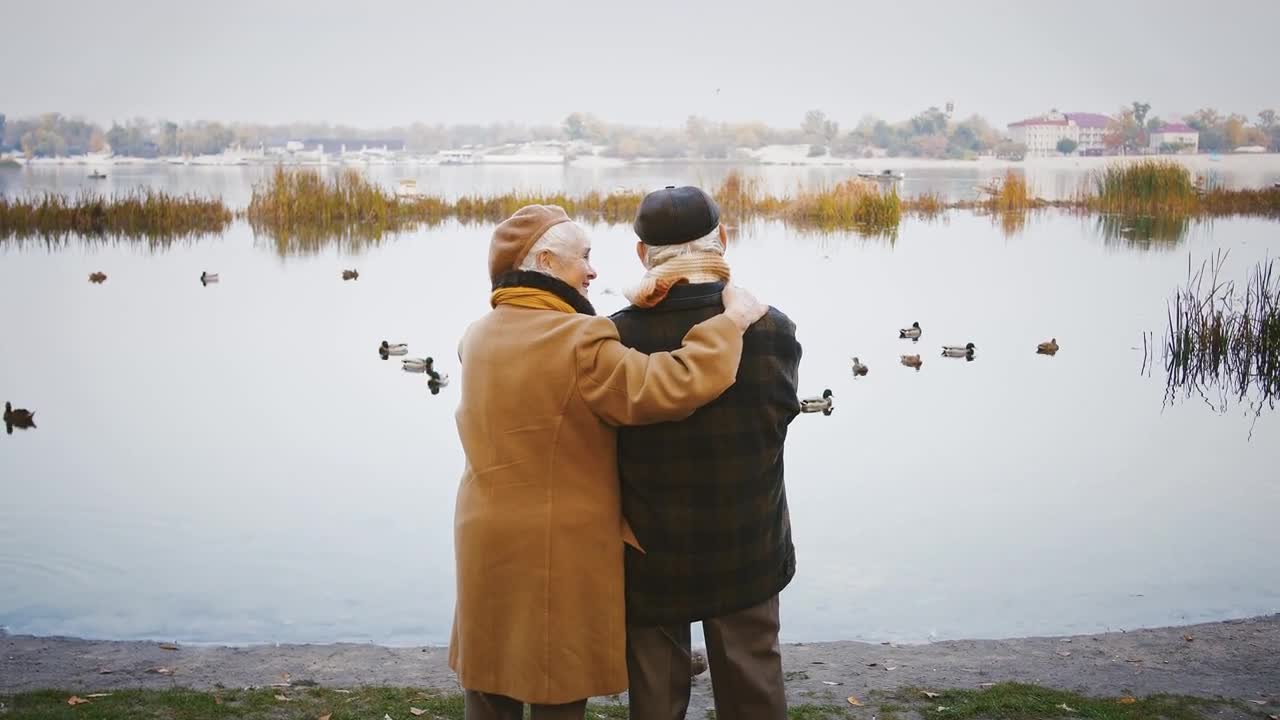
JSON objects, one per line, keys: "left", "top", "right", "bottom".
{"left": 492, "top": 270, "right": 597, "bottom": 316}
{"left": 624, "top": 281, "right": 726, "bottom": 313}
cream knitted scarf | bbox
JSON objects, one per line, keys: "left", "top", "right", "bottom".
{"left": 623, "top": 253, "right": 733, "bottom": 308}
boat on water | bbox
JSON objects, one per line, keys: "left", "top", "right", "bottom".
{"left": 858, "top": 169, "right": 905, "bottom": 181}
{"left": 88, "top": 170, "right": 107, "bottom": 179}
{"left": 395, "top": 179, "right": 423, "bottom": 198}
{"left": 438, "top": 150, "right": 475, "bottom": 166}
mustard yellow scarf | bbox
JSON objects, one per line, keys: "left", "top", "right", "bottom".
{"left": 490, "top": 286, "right": 576, "bottom": 314}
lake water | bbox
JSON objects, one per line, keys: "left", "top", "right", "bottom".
{"left": 1, "top": 162, "right": 1278, "bottom": 647}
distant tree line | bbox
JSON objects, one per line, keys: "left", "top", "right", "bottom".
{"left": 3, "top": 105, "right": 1278, "bottom": 160}
{"left": 1102, "top": 101, "right": 1280, "bottom": 154}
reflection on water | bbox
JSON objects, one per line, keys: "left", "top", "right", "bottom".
{"left": 1097, "top": 213, "right": 1194, "bottom": 247}
{"left": 1, "top": 193, "right": 1279, "bottom": 648}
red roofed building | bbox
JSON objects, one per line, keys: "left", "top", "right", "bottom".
{"left": 1007, "top": 110, "right": 1113, "bottom": 156}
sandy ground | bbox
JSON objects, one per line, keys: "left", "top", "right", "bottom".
{"left": 3, "top": 615, "right": 1277, "bottom": 714}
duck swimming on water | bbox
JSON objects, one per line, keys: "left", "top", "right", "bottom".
{"left": 799, "top": 389, "right": 834, "bottom": 416}
{"left": 942, "top": 343, "right": 976, "bottom": 358}
{"left": 4, "top": 401, "right": 36, "bottom": 434}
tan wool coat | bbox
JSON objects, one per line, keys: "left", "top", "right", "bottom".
{"left": 448, "top": 305, "right": 743, "bottom": 704}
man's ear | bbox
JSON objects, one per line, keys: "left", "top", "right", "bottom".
{"left": 635, "top": 241, "right": 647, "bottom": 264}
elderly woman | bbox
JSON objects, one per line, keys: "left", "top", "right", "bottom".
{"left": 450, "top": 204, "right": 765, "bottom": 720}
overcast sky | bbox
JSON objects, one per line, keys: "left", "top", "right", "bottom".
{"left": 3, "top": 0, "right": 1277, "bottom": 129}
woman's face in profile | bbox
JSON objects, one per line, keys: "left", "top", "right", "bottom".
{"left": 542, "top": 227, "right": 598, "bottom": 297}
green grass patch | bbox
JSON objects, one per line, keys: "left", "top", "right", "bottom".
{"left": 1, "top": 683, "right": 1249, "bottom": 720}
{"left": 1087, "top": 160, "right": 1201, "bottom": 216}
{"left": 901, "top": 682, "right": 1230, "bottom": 720}
{"left": 0, "top": 687, "right": 639, "bottom": 720}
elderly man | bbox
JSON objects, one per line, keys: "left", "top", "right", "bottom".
{"left": 611, "top": 186, "right": 802, "bottom": 720}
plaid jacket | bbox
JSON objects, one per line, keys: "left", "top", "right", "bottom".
{"left": 611, "top": 281, "right": 800, "bottom": 626}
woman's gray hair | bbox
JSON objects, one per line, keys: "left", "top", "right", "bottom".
{"left": 519, "top": 221, "right": 586, "bottom": 273}
{"left": 641, "top": 225, "right": 724, "bottom": 269}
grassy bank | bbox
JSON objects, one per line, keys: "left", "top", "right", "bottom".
{"left": 249, "top": 169, "right": 898, "bottom": 239}
{"left": 1083, "top": 160, "right": 1280, "bottom": 217}
{"left": 0, "top": 190, "right": 232, "bottom": 243}
{"left": 0, "top": 683, "right": 1250, "bottom": 720}
{"left": 4, "top": 162, "right": 1280, "bottom": 246}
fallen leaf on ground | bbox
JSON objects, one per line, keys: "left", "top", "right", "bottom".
{"left": 275, "top": 694, "right": 291, "bottom": 702}
{"left": 885, "top": 666, "right": 898, "bottom": 671}
{"left": 937, "top": 706, "right": 951, "bottom": 712}
{"left": 97, "top": 668, "right": 113, "bottom": 674}
{"left": 159, "top": 643, "right": 180, "bottom": 651}
{"left": 1057, "top": 703, "right": 1078, "bottom": 712}
{"left": 333, "top": 689, "right": 352, "bottom": 694}
{"left": 83, "top": 693, "right": 112, "bottom": 698}
{"left": 922, "top": 691, "right": 940, "bottom": 699}
{"left": 1124, "top": 657, "right": 1143, "bottom": 663}
{"left": 1247, "top": 700, "right": 1267, "bottom": 705}
{"left": 384, "top": 715, "right": 394, "bottom": 720}
{"left": 67, "top": 696, "right": 90, "bottom": 706}
{"left": 822, "top": 681, "right": 841, "bottom": 686}
{"left": 978, "top": 683, "right": 996, "bottom": 688}
{"left": 1267, "top": 714, "right": 1278, "bottom": 720}
{"left": 1183, "top": 634, "right": 1194, "bottom": 642}
{"left": 1059, "top": 638, "right": 1072, "bottom": 643}
{"left": 410, "top": 708, "right": 427, "bottom": 716}
{"left": 214, "top": 695, "right": 222, "bottom": 705}
{"left": 1056, "top": 650, "right": 1072, "bottom": 657}
{"left": 1118, "top": 697, "right": 1137, "bottom": 704}
{"left": 319, "top": 715, "right": 331, "bottom": 720}
{"left": 146, "top": 667, "right": 173, "bottom": 675}
{"left": 847, "top": 696, "right": 862, "bottom": 706}
{"left": 866, "top": 662, "right": 878, "bottom": 667}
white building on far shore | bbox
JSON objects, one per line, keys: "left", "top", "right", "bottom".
{"left": 1149, "top": 123, "right": 1200, "bottom": 153}
{"left": 1007, "top": 110, "right": 1113, "bottom": 156}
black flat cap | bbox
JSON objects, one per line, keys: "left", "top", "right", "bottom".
{"left": 633, "top": 185, "right": 721, "bottom": 246}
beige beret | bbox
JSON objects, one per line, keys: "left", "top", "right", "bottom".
{"left": 488, "top": 204, "right": 572, "bottom": 284}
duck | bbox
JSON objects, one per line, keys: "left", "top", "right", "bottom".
{"left": 428, "top": 372, "right": 450, "bottom": 387}
{"left": 4, "top": 401, "right": 36, "bottom": 432}
{"left": 342, "top": 269, "right": 359, "bottom": 281}
{"left": 380, "top": 341, "right": 408, "bottom": 356}
{"left": 402, "top": 356, "right": 435, "bottom": 372}
{"left": 900, "top": 354, "right": 923, "bottom": 370}
{"left": 898, "top": 321, "right": 922, "bottom": 339}
{"left": 850, "top": 357, "right": 869, "bottom": 376}
{"left": 88, "top": 272, "right": 107, "bottom": 283}
{"left": 799, "top": 389, "right": 834, "bottom": 415}
{"left": 942, "top": 342, "right": 976, "bottom": 358}
{"left": 200, "top": 272, "right": 219, "bottom": 285}
{"left": 1037, "top": 338, "right": 1059, "bottom": 355}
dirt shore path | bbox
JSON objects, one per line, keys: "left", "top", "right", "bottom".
{"left": 3, "top": 615, "right": 1276, "bottom": 714}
